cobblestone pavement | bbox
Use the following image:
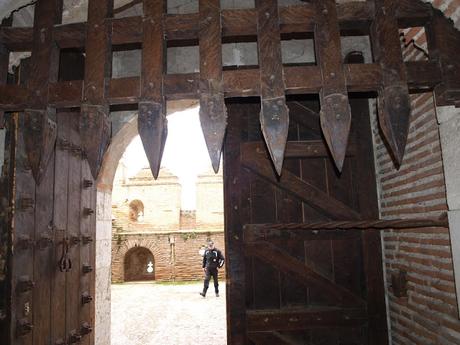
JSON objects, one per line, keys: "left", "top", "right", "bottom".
{"left": 111, "top": 282, "right": 227, "bottom": 345}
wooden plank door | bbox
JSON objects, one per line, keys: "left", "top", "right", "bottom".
{"left": 8, "top": 111, "right": 96, "bottom": 345}
{"left": 223, "top": 95, "right": 388, "bottom": 344}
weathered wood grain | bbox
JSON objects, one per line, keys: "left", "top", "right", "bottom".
{"left": 241, "top": 140, "right": 356, "bottom": 160}
{"left": 51, "top": 112, "right": 71, "bottom": 345}
{"left": 199, "top": 0, "right": 227, "bottom": 173}
{"left": 80, "top": 0, "right": 113, "bottom": 179}
{"left": 0, "top": 41, "right": 8, "bottom": 128}
{"left": 348, "top": 52, "right": 389, "bottom": 343}
{"left": 256, "top": 0, "right": 289, "bottom": 176}
{"left": 12, "top": 115, "right": 36, "bottom": 345}
{"left": 23, "top": 110, "right": 57, "bottom": 184}
{"left": 24, "top": 0, "right": 60, "bottom": 184}
{"left": 66, "top": 114, "right": 82, "bottom": 345}
{"left": 32, "top": 118, "right": 55, "bottom": 345}
{"left": 241, "top": 146, "right": 362, "bottom": 220}
{"left": 138, "top": 0, "right": 167, "bottom": 179}
{"left": 246, "top": 242, "right": 365, "bottom": 307}
{"left": 223, "top": 103, "right": 247, "bottom": 344}
{"left": 371, "top": 0, "right": 412, "bottom": 167}
{"left": 247, "top": 307, "right": 367, "bottom": 332}
{"left": 0, "top": 60, "right": 444, "bottom": 111}
{"left": 314, "top": 0, "right": 352, "bottom": 173}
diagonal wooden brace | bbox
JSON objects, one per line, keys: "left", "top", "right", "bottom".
{"left": 79, "top": 104, "right": 111, "bottom": 180}
{"left": 256, "top": 0, "right": 289, "bottom": 176}
{"left": 199, "top": 0, "right": 227, "bottom": 173}
{"left": 23, "top": 109, "right": 57, "bottom": 184}
{"left": 246, "top": 241, "right": 365, "bottom": 307}
{"left": 138, "top": 101, "right": 168, "bottom": 180}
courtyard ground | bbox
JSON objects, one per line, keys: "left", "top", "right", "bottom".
{"left": 111, "top": 282, "right": 227, "bottom": 345}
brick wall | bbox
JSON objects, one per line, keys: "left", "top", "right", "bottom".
{"left": 111, "top": 232, "right": 225, "bottom": 282}
{"left": 372, "top": 91, "right": 460, "bottom": 343}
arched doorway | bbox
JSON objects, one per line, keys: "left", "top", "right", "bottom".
{"left": 123, "top": 247, "right": 155, "bottom": 282}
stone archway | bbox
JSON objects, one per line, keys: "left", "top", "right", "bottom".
{"left": 93, "top": 100, "right": 198, "bottom": 345}
{"left": 124, "top": 246, "right": 155, "bottom": 282}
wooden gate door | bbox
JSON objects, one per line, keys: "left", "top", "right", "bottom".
{"left": 223, "top": 96, "right": 388, "bottom": 345}
{"left": 7, "top": 111, "right": 96, "bottom": 345}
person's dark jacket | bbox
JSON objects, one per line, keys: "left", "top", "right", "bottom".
{"left": 202, "top": 248, "right": 225, "bottom": 269}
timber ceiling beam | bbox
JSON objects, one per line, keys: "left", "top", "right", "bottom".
{"left": 0, "top": 0, "right": 433, "bottom": 51}
{"left": 0, "top": 61, "right": 441, "bottom": 111}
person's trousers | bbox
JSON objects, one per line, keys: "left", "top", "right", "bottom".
{"left": 203, "top": 267, "right": 219, "bottom": 294}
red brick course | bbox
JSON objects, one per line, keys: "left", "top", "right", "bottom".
{"left": 112, "top": 232, "right": 225, "bottom": 282}
{"left": 373, "top": 85, "right": 460, "bottom": 343}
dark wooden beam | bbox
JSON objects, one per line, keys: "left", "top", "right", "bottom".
{"left": 0, "top": 60, "right": 442, "bottom": 111}
{"left": 314, "top": 0, "right": 352, "bottom": 172}
{"left": 199, "top": 0, "right": 227, "bottom": 173}
{"left": 244, "top": 214, "right": 448, "bottom": 233}
{"left": 248, "top": 331, "right": 297, "bottom": 345}
{"left": 246, "top": 241, "right": 365, "bottom": 307}
{"left": 427, "top": 11, "right": 460, "bottom": 106}
{"left": 1, "top": 1, "right": 437, "bottom": 52}
{"left": 138, "top": 0, "right": 167, "bottom": 180}
{"left": 244, "top": 225, "right": 361, "bottom": 242}
{"left": 0, "top": 40, "right": 8, "bottom": 128}
{"left": 241, "top": 145, "right": 362, "bottom": 220}
{"left": 256, "top": 0, "right": 289, "bottom": 176}
{"left": 0, "top": 27, "right": 33, "bottom": 51}
{"left": 53, "top": 22, "right": 86, "bottom": 49}
{"left": 247, "top": 307, "right": 367, "bottom": 332}
{"left": 397, "top": 0, "right": 433, "bottom": 27}
{"left": 241, "top": 140, "right": 356, "bottom": 160}
{"left": 80, "top": 0, "right": 113, "bottom": 179}
{"left": 223, "top": 103, "right": 247, "bottom": 344}
{"left": 371, "top": 0, "right": 412, "bottom": 167}
{"left": 24, "top": 0, "right": 60, "bottom": 184}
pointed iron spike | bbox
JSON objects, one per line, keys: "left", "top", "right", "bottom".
{"left": 23, "top": 109, "right": 57, "bottom": 184}
{"left": 378, "top": 85, "right": 411, "bottom": 168}
{"left": 199, "top": 80, "right": 227, "bottom": 174}
{"left": 79, "top": 104, "right": 111, "bottom": 180}
{"left": 138, "top": 102, "right": 168, "bottom": 180}
{"left": 319, "top": 93, "right": 352, "bottom": 173}
{"left": 260, "top": 98, "right": 290, "bottom": 176}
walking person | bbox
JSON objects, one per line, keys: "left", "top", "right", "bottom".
{"left": 200, "top": 240, "right": 225, "bottom": 297}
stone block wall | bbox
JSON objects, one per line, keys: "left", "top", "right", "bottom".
{"left": 112, "top": 232, "right": 225, "bottom": 282}
{"left": 180, "top": 210, "right": 196, "bottom": 230}
{"left": 196, "top": 171, "right": 224, "bottom": 231}
{"left": 372, "top": 92, "right": 460, "bottom": 344}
